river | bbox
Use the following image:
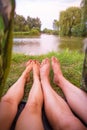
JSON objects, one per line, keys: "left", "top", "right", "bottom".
{"left": 13, "top": 34, "right": 84, "bottom": 55}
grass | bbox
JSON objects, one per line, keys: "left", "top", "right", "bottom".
{"left": 13, "top": 31, "right": 40, "bottom": 38}
{"left": 3, "top": 50, "right": 84, "bottom": 101}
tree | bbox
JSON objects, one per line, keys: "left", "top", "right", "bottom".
{"left": 53, "top": 19, "right": 59, "bottom": 31}
{"left": 71, "top": 24, "right": 84, "bottom": 36}
{"left": 33, "top": 17, "right": 41, "bottom": 31}
{"left": 80, "top": 0, "right": 87, "bottom": 36}
{"left": 59, "top": 7, "right": 81, "bottom": 36}
{"left": 14, "top": 15, "right": 41, "bottom": 32}
{"left": 14, "top": 13, "right": 27, "bottom": 32}
{"left": 59, "top": 11, "right": 69, "bottom": 36}
{"left": 26, "top": 16, "right": 32, "bottom": 30}
{"left": 27, "top": 16, "right": 41, "bottom": 31}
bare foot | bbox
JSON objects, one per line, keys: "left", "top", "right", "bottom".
{"left": 51, "top": 56, "right": 63, "bottom": 85}
{"left": 25, "top": 59, "right": 32, "bottom": 66}
{"left": 33, "top": 60, "right": 40, "bottom": 80}
{"left": 27, "top": 60, "right": 43, "bottom": 110}
{"left": 22, "top": 60, "right": 33, "bottom": 82}
{"left": 40, "top": 58, "right": 50, "bottom": 81}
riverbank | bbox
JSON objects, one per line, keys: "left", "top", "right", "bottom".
{"left": 3, "top": 50, "right": 84, "bottom": 100}
{"left": 13, "top": 31, "right": 40, "bottom": 38}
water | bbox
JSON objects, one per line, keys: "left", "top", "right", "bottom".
{"left": 13, "top": 34, "right": 84, "bottom": 55}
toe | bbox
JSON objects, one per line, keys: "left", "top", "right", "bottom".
{"left": 36, "top": 60, "right": 40, "bottom": 67}
{"left": 41, "top": 58, "right": 49, "bottom": 68}
{"left": 26, "top": 59, "right": 32, "bottom": 66}
{"left": 44, "top": 58, "right": 50, "bottom": 65}
{"left": 41, "top": 59, "right": 45, "bottom": 67}
{"left": 52, "top": 56, "right": 57, "bottom": 63}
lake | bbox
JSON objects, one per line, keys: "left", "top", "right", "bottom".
{"left": 13, "top": 34, "right": 85, "bottom": 55}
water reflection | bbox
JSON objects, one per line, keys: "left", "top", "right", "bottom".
{"left": 13, "top": 34, "right": 60, "bottom": 55}
{"left": 13, "top": 34, "right": 84, "bottom": 55}
{"left": 59, "top": 37, "right": 83, "bottom": 53}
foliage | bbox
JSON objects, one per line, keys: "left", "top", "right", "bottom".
{"left": 57, "top": 1, "right": 87, "bottom": 37}
{"left": 42, "top": 28, "right": 59, "bottom": 35}
{"left": 30, "top": 28, "right": 40, "bottom": 35}
{"left": 0, "top": 0, "right": 15, "bottom": 97}
{"left": 52, "top": 30, "right": 59, "bottom": 35}
{"left": 81, "top": 0, "right": 87, "bottom": 36}
{"left": 42, "top": 28, "right": 53, "bottom": 34}
{"left": 14, "top": 14, "right": 26, "bottom": 32}
{"left": 71, "top": 23, "right": 85, "bottom": 36}
{"left": 59, "top": 7, "right": 81, "bottom": 36}
{"left": 14, "top": 13, "right": 41, "bottom": 32}
{"left": 27, "top": 16, "right": 41, "bottom": 31}
{"left": 53, "top": 19, "right": 59, "bottom": 31}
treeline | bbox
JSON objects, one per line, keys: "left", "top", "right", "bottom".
{"left": 14, "top": 0, "right": 87, "bottom": 37}
{"left": 42, "top": 28, "right": 59, "bottom": 35}
{"left": 53, "top": 0, "right": 87, "bottom": 37}
{"left": 14, "top": 13, "right": 41, "bottom": 36}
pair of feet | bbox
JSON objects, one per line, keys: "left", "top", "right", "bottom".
{"left": 23, "top": 56, "right": 63, "bottom": 86}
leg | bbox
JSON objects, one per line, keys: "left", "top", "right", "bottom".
{"left": 15, "top": 61, "right": 44, "bottom": 130}
{"left": 0, "top": 61, "right": 32, "bottom": 130}
{"left": 52, "top": 56, "right": 87, "bottom": 124}
{"left": 40, "top": 58, "right": 87, "bottom": 130}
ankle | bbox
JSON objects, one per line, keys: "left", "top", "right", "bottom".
{"left": 19, "top": 75, "right": 26, "bottom": 82}
{"left": 33, "top": 76, "right": 40, "bottom": 82}
{"left": 22, "top": 71, "right": 28, "bottom": 80}
{"left": 41, "top": 76, "right": 49, "bottom": 84}
{"left": 54, "top": 75, "right": 64, "bottom": 85}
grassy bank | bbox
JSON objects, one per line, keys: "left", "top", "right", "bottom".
{"left": 3, "top": 50, "right": 84, "bottom": 100}
{"left": 14, "top": 31, "right": 40, "bottom": 38}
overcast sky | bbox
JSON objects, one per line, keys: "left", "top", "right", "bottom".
{"left": 15, "top": 0, "right": 82, "bottom": 30}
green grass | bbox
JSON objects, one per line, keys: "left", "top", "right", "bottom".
{"left": 13, "top": 31, "right": 40, "bottom": 38}
{"left": 3, "top": 50, "right": 84, "bottom": 100}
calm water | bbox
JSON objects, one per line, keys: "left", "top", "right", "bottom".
{"left": 13, "top": 34, "right": 84, "bottom": 55}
